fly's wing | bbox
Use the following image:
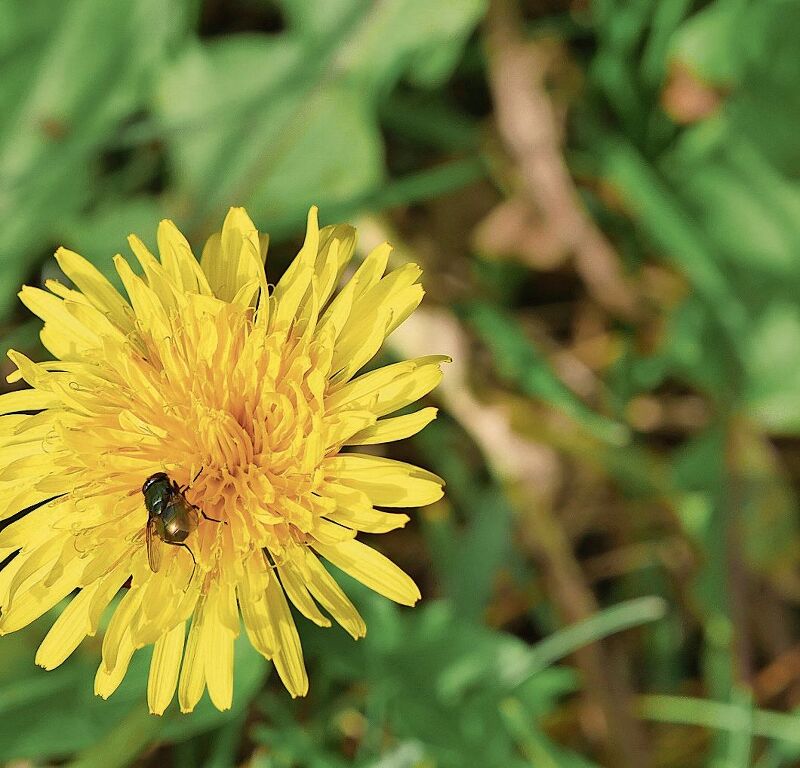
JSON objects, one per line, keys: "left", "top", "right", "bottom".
{"left": 146, "top": 518, "right": 163, "bottom": 573}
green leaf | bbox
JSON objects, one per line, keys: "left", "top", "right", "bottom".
{"left": 154, "top": 0, "right": 485, "bottom": 226}
{"left": 0, "top": 609, "right": 265, "bottom": 763}
{"left": 745, "top": 302, "right": 800, "bottom": 433}
{"left": 0, "top": 0, "right": 187, "bottom": 320}
{"left": 55, "top": 196, "right": 164, "bottom": 288}
{"left": 156, "top": 35, "right": 383, "bottom": 223}
{"left": 668, "top": 0, "right": 749, "bottom": 85}
{"left": 280, "top": 0, "right": 486, "bottom": 88}
{"left": 508, "top": 596, "right": 668, "bottom": 687}
{"left": 595, "top": 136, "right": 747, "bottom": 342}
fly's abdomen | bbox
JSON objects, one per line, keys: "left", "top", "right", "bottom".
{"left": 162, "top": 499, "right": 196, "bottom": 543}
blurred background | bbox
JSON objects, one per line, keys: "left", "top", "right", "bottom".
{"left": 1, "top": 0, "right": 799, "bottom": 765}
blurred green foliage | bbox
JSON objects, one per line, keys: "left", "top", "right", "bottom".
{"left": 2, "top": 0, "right": 800, "bottom": 765}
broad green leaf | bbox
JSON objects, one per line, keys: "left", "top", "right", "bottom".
{"left": 156, "top": 35, "right": 383, "bottom": 223}
{"left": 55, "top": 196, "right": 164, "bottom": 287}
{"left": 288, "top": 597, "right": 590, "bottom": 768}
{"left": 0, "top": 608, "right": 265, "bottom": 762}
{"left": 668, "top": 0, "right": 748, "bottom": 85}
{"left": 745, "top": 302, "right": 800, "bottom": 434}
{"left": 280, "top": 0, "right": 486, "bottom": 88}
{"left": 0, "top": 0, "right": 187, "bottom": 320}
{"left": 154, "top": 0, "right": 485, "bottom": 226}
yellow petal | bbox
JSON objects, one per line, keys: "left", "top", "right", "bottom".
{"left": 332, "top": 264, "right": 423, "bottom": 374}
{"left": 316, "top": 224, "right": 356, "bottom": 307}
{"left": 178, "top": 592, "right": 210, "bottom": 713}
{"left": 63, "top": 300, "right": 130, "bottom": 348}
{"left": 0, "top": 388, "right": 61, "bottom": 415}
{"left": 0, "top": 453, "right": 65, "bottom": 484}
{"left": 326, "top": 355, "right": 449, "bottom": 417}
{"left": 86, "top": 565, "right": 129, "bottom": 635}
{"left": 302, "top": 550, "right": 365, "bottom": 639}
{"left": 157, "top": 219, "right": 213, "bottom": 296}
{"left": 271, "top": 207, "right": 319, "bottom": 316}
{"left": 0, "top": 503, "right": 53, "bottom": 556}
{"left": 371, "top": 266, "right": 424, "bottom": 338}
{"left": 204, "top": 584, "right": 237, "bottom": 711}
{"left": 313, "top": 538, "right": 420, "bottom": 606}
{"left": 36, "top": 581, "right": 101, "bottom": 670}
{"left": 324, "top": 454, "right": 444, "bottom": 507}
{"left": 113, "top": 255, "right": 170, "bottom": 339}
{"left": 95, "top": 631, "right": 136, "bottom": 699}
{"left": 135, "top": 566, "right": 188, "bottom": 646}
{"left": 325, "top": 505, "right": 409, "bottom": 534}
{"left": 101, "top": 587, "right": 143, "bottom": 673}
{"left": 54, "top": 247, "right": 133, "bottom": 332}
{"left": 264, "top": 570, "right": 308, "bottom": 697}
{"left": 329, "top": 307, "right": 391, "bottom": 384}
{"left": 347, "top": 242, "right": 391, "bottom": 300}
{"left": 324, "top": 410, "right": 376, "bottom": 448}
{"left": 201, "top": 207, "right": 266, "bottom": 304}
{"left": 148, "top": 622, "right": 185, "bottom": 715}
{"left": 239, "top": 556, "right": 275, "bottom": 658}
{"left": 127, "top": 234, "right": 182, "bottom": 312}
{"left": 0, "top": 422, "right": 55, "bottom": 469}
{"left": 43, "top": 277, "right": 88, "bottom": 304}
{"left": 0, "top": 554, "right": 84, "bottom": 634}
{"left": 18, "top": 287, "right": 101, "bottom": 358}
{"left": 316, "top": 241, "right": 390, "bottom": 341}
{"left": 318, "top": 480, "right": 373, "bottom": 511}
{"left": 345, "top": 407, "right": 438, "bottom": 445}
{"left": 240, "top": 593, "right": 273, "bottom": 658}
{"left": 277, "top": 562, "right": 331, "bottom": 628}
{"left": 0, "top": 415, "right": 54, "bottom": 454}
{"left": 5, "top": 534, "right": 63, "bottom": 601}
{"left": 310, "top": 517, "right": 357, "bottom": 545}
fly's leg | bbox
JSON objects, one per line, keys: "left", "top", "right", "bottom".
{"left": 189, "top": 501, "right": 226, "bottom": 525}
{"left": 199, "top": 508, "right": 225, "bottom": 524}
{"left": 178, "top": 467, "right": 204, "bottom": 494}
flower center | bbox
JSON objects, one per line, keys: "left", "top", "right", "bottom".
{"left": 139, "top": 302, "right": 329, "bottom": 564}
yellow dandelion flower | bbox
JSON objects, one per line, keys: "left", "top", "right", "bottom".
{"left": 0, "top": 207, "right": 446, "bottom": 714}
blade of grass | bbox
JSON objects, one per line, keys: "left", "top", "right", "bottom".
{"left": 501, "top": 697, "right": 600, "bottom": 768}
{"left": 596, "top": 135, "right": 747, "bottom": 343}
{"left": 725, "top": 686, "right": 754, "bottom": 768}
{"left": 639, "top": 694, "right": 800, "bottom": 746}
{"left": 511, "top": 596, "right": 668, "bottom": 686}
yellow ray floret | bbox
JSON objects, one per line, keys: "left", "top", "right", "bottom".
{"left": 0, "top": 206, "right": 447, "bottom": 714}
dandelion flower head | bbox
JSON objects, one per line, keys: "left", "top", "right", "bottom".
{"left": 0, "top": 207, "right": 446, "bottom": 713}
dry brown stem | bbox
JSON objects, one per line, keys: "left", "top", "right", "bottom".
{"left": 482, "top": 0, "right": 639, "bottom": 319}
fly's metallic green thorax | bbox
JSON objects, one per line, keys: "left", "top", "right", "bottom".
{"left": 142, "top": 473, "right": 173, "bottom": 518}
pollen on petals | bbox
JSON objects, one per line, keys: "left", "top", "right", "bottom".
{"left": 0, "top": 206, "right": 446, "bottom": 714}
